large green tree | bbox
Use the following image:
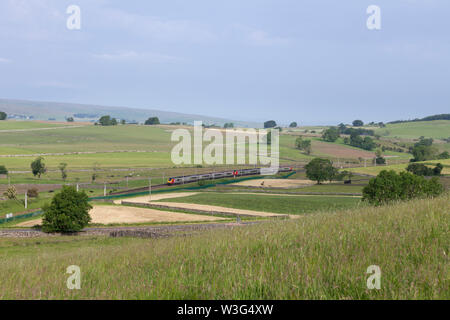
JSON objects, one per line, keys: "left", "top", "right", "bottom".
{"left": 42, "top": 186, "right": 92, "bottom": 233}
{"left": 0, "top": 112, "right": 7, "bottom": 120}
{"left": 305, "top": 158, "right": 335, "bottom": 184}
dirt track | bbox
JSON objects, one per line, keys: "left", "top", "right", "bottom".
{"left": 114, "top": 192, "right": 199, "bottom": 205}
{"left": 144, "top": 201, "right": 288, "bottom": 218}
{"left": 16, "top": 205, "right": 226, "bottom": 227}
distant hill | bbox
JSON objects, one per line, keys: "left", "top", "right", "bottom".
{"left": 0, "top": 98, "right": 260, "bottom": 128}
{"left": 388, "top": 114, "right": 450, "bottom": 124}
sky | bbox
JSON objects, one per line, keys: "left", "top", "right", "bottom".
{"left": 0, "top": 0, "right": 449, "bottom": 125}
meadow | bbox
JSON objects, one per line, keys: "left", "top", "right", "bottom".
{"left": 349, "top": 159, "right": 450, "bottom": 176}
{"left": 157, "top": 192, "right": 362, "bottom": 215}
{"left": 375, "top": 120, "right": 450, "bottom": 140}
{"left": 0, "top": 194, "right": 447, "bottom": 299}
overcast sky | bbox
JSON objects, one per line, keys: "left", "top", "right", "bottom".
{"left": 0, "top": 0, "right": 449, "bottom": 125}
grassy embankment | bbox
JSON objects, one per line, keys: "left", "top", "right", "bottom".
{"left": 0, "top": 194, "right": 448, "bottom": 299}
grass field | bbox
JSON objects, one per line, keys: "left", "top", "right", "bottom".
{"left": 0, "top": 121, "right": 72, "bottom": 130}
{"left": 156, "top": 192, "right": 361, "bottom": 215}
{"left": 349, "top": 159, "right": 450, "bottom": 176}
{"left": 0, "top": 194, "right": 447, "bottom": 299}
{"left": 375, "top": 120, "right": 450, "bottom": 139}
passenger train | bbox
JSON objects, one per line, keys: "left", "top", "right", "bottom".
{"left": 167, "top": 167, "right": 293, "bottom": 185}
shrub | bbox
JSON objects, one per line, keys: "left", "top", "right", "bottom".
{"left": 0, "top": 165, "right": 8, "bottom": 175}
{"left": 406, "top": 163, "right": 442, "bottom": 176}
{"left": 144, "top": 117, "right": 160, "bottom": 125}
{"left": 41, "top": 186, "right": 92, "bottom": 233}
{"left": 375, "top": 157, "right": 386, "bottom": 165}
{"left": 3, "top": 186, "right": 17, "bottom": 200}
{"left": 362, "top": 170, "right": 444, "bottom": 205}
{"left": 27, "top": 188, "right": 39, "bottom": 198}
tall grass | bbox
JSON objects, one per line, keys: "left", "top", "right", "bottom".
{"left": 0, "top": 194, "right": 448, "bottom": 299}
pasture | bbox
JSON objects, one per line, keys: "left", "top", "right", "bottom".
{"left": 375, "top": 120, "right": 450, "bottom": 139}
{"left": 0, "top": 194, "right": 447, "bottom": 299}
{"left": 155, "top": 192, "right": 362, "bottom": 215}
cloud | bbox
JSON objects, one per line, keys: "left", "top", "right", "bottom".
{"left": 92, "top": 51, "right": 183, "bottom": 63}
{"left": 95, "top": 8, "right": 216, "bottom": 43}
{"left": 34, "top": 81, "right": 76, "bottom": 89}
{"left": 227, "top": 24, "right": 291, "bottom": 47}
{"left": 0, "top": 57, "right": 12, "bottom": 63}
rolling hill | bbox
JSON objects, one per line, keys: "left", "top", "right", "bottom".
{"left": 0, "top": 98, "right": 260, "bottom": 127}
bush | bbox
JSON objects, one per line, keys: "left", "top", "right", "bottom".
{"left": 375, "top": 157, "right": 386, "bottom": 165}
{"left": 41, "top": 186, "right": 92, "bottom": 233}
{"left": 362, "top": 170, "right": 444, "bottom": 205}
{"left": 3, "top": 186, "right": 17, "bottom": 200}
{"left": 406, "top": 163, "right": 443, "bottom": 176}
{"left": 0, "top": 165, "right": 8, "bottom": 175}
{"left": 27, "top": 188, "right": 39, "bottom": 198}
{"left": 144, "top": 117, "right": 160, "bottom": 125}
{"left": 264, "top": 120, "right": 277, "bottom": 129}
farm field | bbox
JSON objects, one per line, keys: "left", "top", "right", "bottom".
{"left": 16, "top": 204, "right": 228, "bottom": 227}
{"left": 349, "top": 159, "right": 450, "bottom": 176}
{"left": 0, "top": 194, "right": 447, "bottom": 299}
{"left": 155, "top": 192, "right": 361, "bottom": 215}
{"left": 374, "top": 120, "right": 450, "bottom": 139}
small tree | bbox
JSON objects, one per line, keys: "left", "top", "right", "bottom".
{"left": 295, "top": 137, "right": 312, "bottom": 155}
{"left": 224, "top": 123, "right": 234, "bottom": 128}
{"left": 289, "top": 122, "right": 298, "bottom": 128}
{"left": 352, "top": 120, "right": 364, "bottom": 127}
{"left": 322, "top": 127, "right": 340, "bottom": 142}
{"left": 144, "top": 117, "right": 160, "bottom": 125}
{"left": 264, "top": 120, "right": 277, "bottom": 129}
{"left": 66, "top": 117, "right": 74, "bottom": 122}
{"left": 0, "top": 111, "right": 7, "bottom": 120}
{"left": 27, "top": 188, "right": 39, "bottom": 198}
{"left": 31, "top": 157, "right": 47, "bottom": 178}
{"left": 92, "top": 163, "right": 100, "bottom": 182}
{"left": 58, "top": 162, "right": 68, "bottom": 181}
{"left": 3, "top": 186, "right": 17, "bottom": 200}
{"left": 0, "top": 165, "right": 8, "bottom": 175}
{"left": 305, "top": 158, "right": 335, "bottom": 184}
{"left": 41, "top": 186, "right": 92, "bottom": 233}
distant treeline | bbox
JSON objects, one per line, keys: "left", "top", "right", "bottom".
{"left": 73, "top": 113, "right": 99, "bottom": 118}
{"left": 388, "top": 114, "right": 450, "bottom": 124}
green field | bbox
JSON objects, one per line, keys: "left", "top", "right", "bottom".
{"left": 157, "top": 192, "right": 361, "bottom": 215}
{"left": 0, "top": 194, "right": 447, "bottom": 299}
{"left": 375, "top": 120, "right": 450, "bottom": 139}
{"left": 0, "top": 121, "right": 69, "bottom": 130}
{"left": 349, "top": 159, "right": 450, "bottom": 176}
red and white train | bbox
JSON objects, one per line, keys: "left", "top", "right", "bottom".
{"left": 167, "top": 167, "right": 293, "bottom": 185}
